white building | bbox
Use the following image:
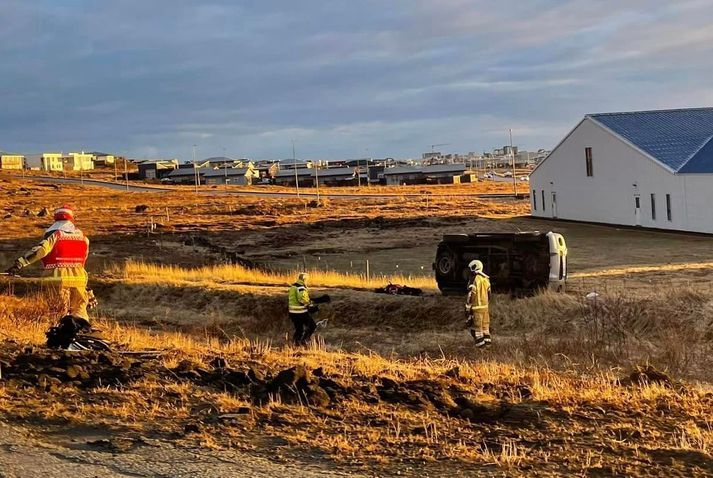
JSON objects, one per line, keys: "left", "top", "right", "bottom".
{"left": 530, "top": 108, "right": 713, "bottom": 233}
{"left": 41, "top": 153, "right": 64, "bottom": 171}
{"left": 63, "top": 152, "right": 94, "bottom": 171}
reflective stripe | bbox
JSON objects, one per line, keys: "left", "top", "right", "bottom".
{"left": 470, "top": 305, "right": 489, "bottom": 310}
{"left": 289, "top": 306, "right": 308, "bottom": 313}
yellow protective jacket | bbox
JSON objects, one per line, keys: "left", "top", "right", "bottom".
{"left": 466, "top": 274, "right": 491, "bottom": 311}
{"left": 16, "top": 224, "right": 89, "bottom": 288}
{"left": 288, "top": 280, "right": 310, "bottom": 313}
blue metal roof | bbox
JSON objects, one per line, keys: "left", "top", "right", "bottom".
{"left": 588, "top": 108, "right": 713, "bottom": 173}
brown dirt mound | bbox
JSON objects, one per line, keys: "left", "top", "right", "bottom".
{"left": 0, "top": 344, "right": 160, "bottom": 390}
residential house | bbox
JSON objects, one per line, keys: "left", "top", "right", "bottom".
{"left": 63, "top": 152, "right": 94, "bottom": 171}
{"left": 0, "top": 152, "right": 25, "bottom": 170}
{"left": 137, "top": 159, "right": 179, "bottom": 180}
{"left": 530, "top": 107, "right": 713, "bottom": 233}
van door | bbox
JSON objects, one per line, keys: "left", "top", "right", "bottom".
{"left": 551, "top": 191, "right": 558, "bottom": 219}
{"left": 634, "top": 194, "right": 641, "bottom": 226}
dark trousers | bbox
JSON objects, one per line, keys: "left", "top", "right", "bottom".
{"left": 289, "top": 312, "right": 316, "bottom": 345}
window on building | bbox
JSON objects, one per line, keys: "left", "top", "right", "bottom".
{"left": 585, "top": 147, "right": 593, "bottom": 177}
{"left": 650, "top": 194, "right": 656, "bottom": 221}
{"left": 666, "top": 194, "right": 672, "bottom": 221}
{"left": 532, "top": 189, "right": 537, "bottom": 210}
{"left": 541, "top": 190, "right": 546, "bottom": 211}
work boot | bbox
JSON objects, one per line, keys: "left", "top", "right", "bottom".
{"left": 470, "top": 330, "right": 486, "bottom": 348}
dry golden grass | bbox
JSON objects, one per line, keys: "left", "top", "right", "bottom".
{"left": 0, "top": 175, "right": 528, "bottom": 243}
{"left": 110, "top": 260, "right": 437, "bottom": 291}
{"left": 1, "top": 291, "right": 712, "bottom": 475}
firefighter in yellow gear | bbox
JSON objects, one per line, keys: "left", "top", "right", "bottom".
{"left": 465, "top": 259, "right": 491, "bottom": 348}
{"left": 6, "top": 205, "right": 91, "bottom": 325}
{"left": 288, "top": 272, "right": 315, "bottom": 345}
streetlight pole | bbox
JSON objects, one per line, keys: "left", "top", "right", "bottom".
{"left": 192, "top": 144, "right": 198, "bottom": 194}
{"left": 509, "top": 128, "right": 517, "bottom": 196}
{"left": 292, "top": 139, "right": 300, "bottom": 198}
{"left": 315, "top": 160, "right": 320, "bottom": 204}
{"left": 124, "top": 155, "right": 129, "bottom": 191}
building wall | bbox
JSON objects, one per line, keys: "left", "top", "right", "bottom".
{"left": 0, "top": 155, "right": 24, "bottom": 170}
{"left": 530, "top": 118, "right": 705, "bottom": 232}
{"left": 205, "top": 175, "right": 247, "bottom": 186}
{"left": 64, "top": 153, "right": 94, "bottom": 171}
{"left": 95, "top": 155, "right": 115, "bottom": 165}
{"left": 42, "top": 153, "right": 63, "bottom": 171}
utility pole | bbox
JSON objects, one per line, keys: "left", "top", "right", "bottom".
{"left": 79, "top": 152, "right": 84, "bottom": 186}
{"left": 192, "top": 144, "right": 198, "bottom": 194}
{"left": 365, "top": 149, "right": 371, "bottom": 187}
{"left": 223, "top": 147, "right": 228, "bottom": 191}
{"left": 124, "top": 156, "right": 129, "bottom": 191}
{"left": 509, "top": 129, "right": 517, "bottom": 196}
{"left": 292, "top": 139, "right": 300, "bottom": 198}
{"left": 315, "top": 160, "right": 320, "bottom": 204}
{"left": 114, "top": 156, "right": 118, "bottom": 182}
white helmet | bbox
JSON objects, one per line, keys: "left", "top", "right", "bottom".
{"left": 298, "top": 272, "right": 309, "bottom": 282}
{"left": 468, "top": 260, "right": 483, "bottom": 273}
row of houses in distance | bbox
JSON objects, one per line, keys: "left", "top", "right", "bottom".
{"left": 136, "top": 155, "right": 470, "bottom": 187}
{"left": 0, "top": 151, "right": 115, "bottom": 171}
{"left": 421, "top": 148, "right": 549, "bottom": 170}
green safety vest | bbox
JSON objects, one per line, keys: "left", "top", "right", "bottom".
{"left": 288, "top": 281, "right": 310, "bottom": 313}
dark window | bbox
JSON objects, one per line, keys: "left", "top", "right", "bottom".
{"left": 532, "top": 189, "right": 537, "bottom": 210}
{"left": 585, "top": 147, "right": 593, "bottom": 177}
{"left": 650, "top": 194, "right": 656, "bottom": 220}
{"left": 541, "top": 190, "right": 546, "bottom": 211}
{"left": 666, "top": 194, "right": 672, "bottom": 221}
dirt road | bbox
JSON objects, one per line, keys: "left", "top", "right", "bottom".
{"left": 26, "top": 176, "right": 526, "bottom": 199}
{"left": 0, "top": 422, "right": 363, "bottom": 478}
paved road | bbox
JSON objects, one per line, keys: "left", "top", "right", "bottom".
{"left": 26, "top": 176, "right": 527, "bottom": 200}
{"left": 0, "top": 422, "right": 363, "bottom": 478}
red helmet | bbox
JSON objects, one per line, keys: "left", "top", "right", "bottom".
{"left": 53, "top": 205, "right": 75, "bottom": 221}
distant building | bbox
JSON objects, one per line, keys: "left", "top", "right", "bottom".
{"left": 203, "top": 162, "right": 260, "bottom": 185}
{"left": 0, "top": 153, "right": 25, "bottom": 170}
{"left": 41, "top": 153, "right": 63, "bottom": 171}
{"left": 383, "top": 166, "right": 423, "bottom": 186}
{"left": 311, "top": 167, "right": 365, "bottom": 186}
{"left": 137, "top": 159, "right": 179, "bottom": 180}
{"left": 204, "top": 168, "right": 248, "bottom": 186}
{"left": 423, "top": 163, "right": 466, "bottom": 183}
{"left": 422, "top": 152, "right": 441, "bottom": 161}
{"left": 63, "top": 152, "right": 94, "bottom": 171}
{"left": 277, "top": 159, "right": 313, "bottom": 170}
{"left": 90, "top": 152, "right": 115, "bottom": 167}
{"left": 165, "top": 165, "right": 206, "bottom": 185}
{"left": 383, "top": 164, "right": 466, "bottom": 186}
{"left": 199, "top": 156, "right": 246, "bottom": 168}
{"left": 273, "top": 168, "right": 313, "bottom": 186}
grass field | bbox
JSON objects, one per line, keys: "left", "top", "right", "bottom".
{"left": 1, "top": 175, "right": 713, "bottom": 475}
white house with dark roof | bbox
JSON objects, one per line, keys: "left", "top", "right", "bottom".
{"left": 530, "top": 107, "right": 713, "bottom": 233}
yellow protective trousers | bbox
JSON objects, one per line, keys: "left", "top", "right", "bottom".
{"left": 470, "top": 308, "right": 490, "bottom": 337}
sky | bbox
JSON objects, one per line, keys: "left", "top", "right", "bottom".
{"left": 2, "top": 0, "right": 713, "bottom": 161}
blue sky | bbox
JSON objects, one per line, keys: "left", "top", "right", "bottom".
{"left": 2, "top": 0, "right": 712, "bottom": 161}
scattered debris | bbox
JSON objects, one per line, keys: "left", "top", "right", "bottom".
{"left": 135, "top": 205, "right": 150, "bottom": 213}
{"left": 374, "top": 283, "right": 423, "bottom": 296}
{"left": 619, "top": 365, "right": 675, "bottom": 388}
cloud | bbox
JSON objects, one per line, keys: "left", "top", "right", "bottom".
{"left": 0, "top": 0, "right": 711, "bottom": 160}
